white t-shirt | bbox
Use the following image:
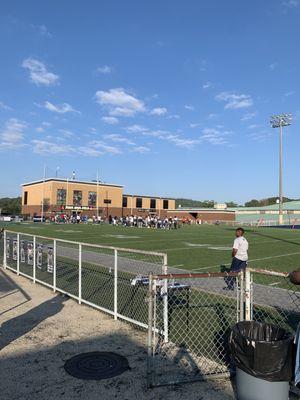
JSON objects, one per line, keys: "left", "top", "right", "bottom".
{"left": 233, "top": 236, "right": 248, "bottom": 261}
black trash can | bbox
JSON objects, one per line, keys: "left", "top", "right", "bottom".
{"left": 230, "top": 321, "right": 294, "bottom": 400}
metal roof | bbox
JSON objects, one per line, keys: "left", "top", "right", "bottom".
{"left": 228, "top": 200, "right": 300, "bottom": 212}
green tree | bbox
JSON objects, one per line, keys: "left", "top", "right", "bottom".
{"left": 0, "top": 197, "right": 22, "bottom": 215}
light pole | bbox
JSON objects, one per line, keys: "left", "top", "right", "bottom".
{"left": 270, "top": 113, "right": 292, "bottom": 225}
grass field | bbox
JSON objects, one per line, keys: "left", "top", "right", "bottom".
{"left": 1, "top": 222, "right": 300, "bottom": 273}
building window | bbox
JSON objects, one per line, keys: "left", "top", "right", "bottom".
{"left": 123, "top": 196, "right": 128, "bottom": 207}
{"left": 104, "top": 199, "right": 111, "bottom": 204}
{"left": 136, "top": 197, "right": 143, "bottom": 208}
{"left": 163, "top": 200, "right": 169, "bottom": 209}
{"left": 73, "top": 190, "right": 82, "bottom": 207}
{"left": 24, "top": 191, "right": 28, "bottom": 205}
{"left": 150, "top": 198, "right": 156, "bottom": 209}
{"left": 88, "top": 192, "right": 97, "bottom": 207}
{"left": 57, "top": 189, "right": 66, "bottom": 206}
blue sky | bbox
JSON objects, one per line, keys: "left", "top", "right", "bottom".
{"left": 0, "top": 0, "right": 299, "bottom": 203}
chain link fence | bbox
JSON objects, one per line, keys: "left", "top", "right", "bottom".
{"left": 248, "top": 268, "right": 300, "bottom": 333}
{"left": 1, "top": 229, "right": 166, "bottom": 330}
{"left": 147, "top": 272, "right": 242, "bottom": 387}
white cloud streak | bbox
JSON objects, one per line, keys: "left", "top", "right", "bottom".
{"left": 0, "top": 101, "right": 13, "bottom": 111}
{"left": 97, "top": 65, "right": 113, "bottom": 74}
{"left": 95, "top": 88, "right": 145, "bottom": 117}
{"left": 22, "top": 58, "right": 59, "bottom": 86}
{"left": 150, "top": 107, "right": 167, "bottom": 116}
{"left": 44, "top": 101, "right": 80, "bottom": 114}
{"left": 0, "top": 118, "right": 27, "bottom": 149}
{"left": 215, "top": 92, "right": 253, "bottom": 109}
{"left": 101, "top": 116, "right": 119, "bottom": 125}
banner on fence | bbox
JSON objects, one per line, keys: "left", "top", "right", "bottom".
{"left": 12, "top": 239, "right": 17, "bottom": 261}
{"left": 6, "top": 238, "right": 10, "bottom": 259}
{"left": 37, "top": 244, "right": 43, "bottom": 269}
{"left": 20, "top": 240, "right": 26, "bottom": 263}
{"left": 27, "top": 241, "right": 33, "bottom": 265}
{"left": 47, "top": 246, "right": 54, "bottom": 273}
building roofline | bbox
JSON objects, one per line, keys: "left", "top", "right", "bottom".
{"left": 167, "top": 208, "right": 235, "bottom": 213}
{"left": 22, "top": 178, "right": 123, "bottom": 188}
{"left": 123, "top": 194, "right": 175, "bottom": 200}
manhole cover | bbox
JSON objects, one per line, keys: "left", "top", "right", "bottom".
{"left": 64, "top": 351, "right": 129, "bottom": 380}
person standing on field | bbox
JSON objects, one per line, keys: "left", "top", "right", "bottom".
{"left": 225, "top": 227, "right": 248, "bottom": 290}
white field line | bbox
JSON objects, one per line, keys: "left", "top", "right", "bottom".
{"left": 191, "top": 251, "right": 300, "bottom": 272}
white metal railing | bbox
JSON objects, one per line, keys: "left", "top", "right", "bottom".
{"left": 2, "top": 229, "right": 167, "bottom": 330}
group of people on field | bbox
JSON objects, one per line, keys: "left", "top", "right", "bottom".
{"left": 105, "top": 214, "right": 179, "bottom": 229}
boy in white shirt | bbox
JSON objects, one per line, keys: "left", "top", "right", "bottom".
{"left": 225, "top": 227, "right": 248, "bottom": 290}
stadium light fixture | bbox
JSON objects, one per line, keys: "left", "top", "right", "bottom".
{"left": 270, "top": 113, "right": 292, "bottom": 225}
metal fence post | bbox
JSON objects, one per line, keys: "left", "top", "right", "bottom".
{"left": 163, "top": 254, "right": 168, "bottom": 343}
{"left": 114, "top": 249, "right": 118, "bottom": 320}
{"left": 3, "top": 230, "right": 7, "bottom": 268}
{"left": 17, "top": 233, "right": 20, "bottom": 275}
{"left": 147, "top": 272, "right": 154, "bottom": 388}
{"left": 53, "top": 239, "right": 56, "bottom": 292}
{"left": 33, "top": 236, "right": 36, "bottom": 283}
{"left": 79, "top": 244, "right": 82, "bottom": 304}
{"left": 245, "top": 269, "right": 251, "bottom": 320}
{"left": 239, "top": 270, "right": 245, "bottom": 321}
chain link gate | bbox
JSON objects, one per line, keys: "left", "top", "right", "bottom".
{"left": 147, "top": 271, "right": 242, "bottom": 387}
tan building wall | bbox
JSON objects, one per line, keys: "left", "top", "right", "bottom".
{"left": 21, "top": 179, "right": 175, "bottom": 218}
{"left": 123, "top": 195, "right": 175, "bottom": 212}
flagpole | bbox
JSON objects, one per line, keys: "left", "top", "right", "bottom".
{"left": 41, "top": 164, "right": 46, "bottom": 222}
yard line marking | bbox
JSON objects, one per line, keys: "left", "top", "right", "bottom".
{"left": 191, "top": 251, "right": 300, "bottom": 272}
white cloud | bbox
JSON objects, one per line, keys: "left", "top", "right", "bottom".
{"left": 0, "top": 101, "right": 13, "bottom": 111}
{"left": 103, "top": 134, "right": 135, "bottom": 145}
{"left": 208, "top": 113, "right": 218, "bottom": 119}
{"left": 184, "top": 105, "right": 194, "bottom": 111}
{"left": 89, "top": 140, "right": 122, "bottom": 154}
{"left": 36, "top": 126, "right": 44, "bottom": 133}
{"left": 97, "top": 65, "right": 113, "bottom": 74}
{"left": 44, "top": 101, "right": 80, "bottom": 114}
{"left": 59, "top": 129, "right": 74, "bottom": 138}
{"left": 31, "top": 24, "right": 52, "bottom": 37}
{"left": 215, "top": 92, "right": 253, "bottom": 109}
{"left": 126, "top": 124, "right": 148, "bottom": 134}
{"left": 0, "top": 118, "right": 27, "bottom": 149}
{"left": 282, "top": 0, "right": 300, "bottom": 7}
{"left": 22, "top": 58, "right": 59, "bottom": 86}
{"left": 79, "top": 146, "right": 103, "bottom": 157}
{"left": 269, "top": 62, "right": 277, "bottom": 70}
{"left": 190, "top": 123, "right": 201, "bottom": 128}
{"left": 200, "top": 128, "right": 230, "bottom": 145}
{"left": 132, "top": 146, "right": 150, "bottom": 153}
{"left": 167, "top": 114, "right": 180, "bottom": 119}
{"left": 202, "top": 81, "right": 213, "bottom": 89}
{"left": 101, "top": 116, "right": 119, "bottom": 125}
{"left": 163, "top": 135, "right": 200, "bottom": 148}
{"left": 241, "top": 112, "right": 257, "bottom": 121}
{"left": 247, "top": 124, "right": 261, "bottom": 130}
{"left": 284, "top": 91, "right": 295, "bottom": 97}
{"left": 150, "top": 107, "right": 167, "bottom": 116}
{"left": 95, "top": 88, "right": 145, "bottom": 117}
{"left": 32, "top": 139, "right": 74, "bottom": 154}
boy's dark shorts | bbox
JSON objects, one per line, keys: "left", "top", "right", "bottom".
{"left": 230, "top": 257, "right": 247, "bottom": 272}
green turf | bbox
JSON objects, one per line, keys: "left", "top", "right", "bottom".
{"left": 1, "top": 222, "right": 300, "bottom": 273}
